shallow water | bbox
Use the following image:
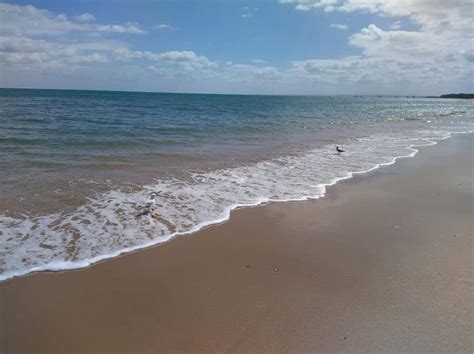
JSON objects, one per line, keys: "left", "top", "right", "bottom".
{"left": 0, "top": 88, "right": 473, "bottom": 280}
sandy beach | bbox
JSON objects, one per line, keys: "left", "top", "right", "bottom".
{"left": 0, "top": 133, "right": 472, "bottom": 353}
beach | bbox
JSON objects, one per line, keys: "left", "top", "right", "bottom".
{"left": 1, "top": 132, "right": 471, "bottom": 353}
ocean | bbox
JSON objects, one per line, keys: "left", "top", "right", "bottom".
{"left": 0, "top": 88, "right": 472, "bottom": 281}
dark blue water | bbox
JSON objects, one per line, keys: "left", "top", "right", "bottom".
{"left": 3, "top": 89, "right": 470, "bottom": 167}
{"left": 0, "top": 88, "right": 473, "bottom": 280}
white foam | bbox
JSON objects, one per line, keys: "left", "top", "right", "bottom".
{"left": 0, "top": 128, "right": 472, "bottom": 282}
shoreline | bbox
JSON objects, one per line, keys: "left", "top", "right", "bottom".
{"left": 1, "top": 132, "right": 472, "bottom": 353}
{"left": 1, "top": 130, "right": 470, "bottom": 283}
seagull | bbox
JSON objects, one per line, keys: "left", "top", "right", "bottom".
{"left": 136, "top": 192, "right": 157, "bottom": 218}
{"left": 336, "top": 146, "right": 345, "bottom": 154}
{"left": 144, "top": 192, "right": 157, "bottom": 208}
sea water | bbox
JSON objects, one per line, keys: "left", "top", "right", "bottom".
{"left": 0, "top": 89, "right": 472, "bottom": 280}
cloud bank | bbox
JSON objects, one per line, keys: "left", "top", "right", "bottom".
{"left": 280, "top": 0, "right": 473, "bottom": 93}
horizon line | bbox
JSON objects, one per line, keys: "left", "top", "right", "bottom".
{"left": 0, "top": 86, "right": 451, "bottom": 98}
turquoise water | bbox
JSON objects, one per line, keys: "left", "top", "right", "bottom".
{"left": 1, "top": 88, "right": 473, "bottom": 280}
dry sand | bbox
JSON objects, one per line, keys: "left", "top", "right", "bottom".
{"left": 0, "top": 133, "right": 472, "bottom": 353}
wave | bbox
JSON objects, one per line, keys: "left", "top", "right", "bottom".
{"left": 0, "top": 128, "right": 472, "bottom": 282}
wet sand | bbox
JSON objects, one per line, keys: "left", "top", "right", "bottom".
{"left": 1, "top": 133, "right": 472, "bottom": 353}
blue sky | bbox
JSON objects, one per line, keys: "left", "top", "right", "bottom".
{"left": 0, "top": 0, "right": 472, "bottom": 94}
{"left": 7, "top": 0, "right": 384, "bottom": 63}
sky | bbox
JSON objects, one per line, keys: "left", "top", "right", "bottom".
{"left": 0, "top": 0, "right": 472, "bottom": 95}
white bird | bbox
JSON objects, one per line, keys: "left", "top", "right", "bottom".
{"left": 336, "top": 146, "right": 345, "bottom": 154}
{"left": 144, "top": 193, "right": 157, "bottom": 208}
{"left": 136, "top": 192, "right": 158, "bottom": 219}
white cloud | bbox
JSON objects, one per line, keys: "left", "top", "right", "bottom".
{"left": 0, "top": 3, "right": 145, "bottom": 36}
{"left": 0, "top": 3, "right": 145, "bottom": 75}
{"left": 76, "top": 13, "right": 96, "bottom": 22}
{"left": 390, "top": 21, "right": 402, "bottom": 30}
{"left": 0, "top": 1, "right": 214, "bottom": 78}
{"left": 154, "top": 24, "right": 177, "bottom": 30}
{"left": 279, "top": 0, "right": 473, "bottom": 93}
{"left": 94, "top": 23, "right": 144, "bottom": 34}
{"left": 0, "top": 36, "right": 109, "bottom": 65}
{"left": 289, "top": 21, "right": 472, "bottom": 90}
{"left": 115, "top": 49, "right": 216, "bottom": 70}
{"left": 224, "top": 64, "right": 281, "bottom": 80}
{"left": 330, "top": 23, "right": 349, "bottom": 30}
{"left": 280, "top": 0, "right": 473, "bottom": 32}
